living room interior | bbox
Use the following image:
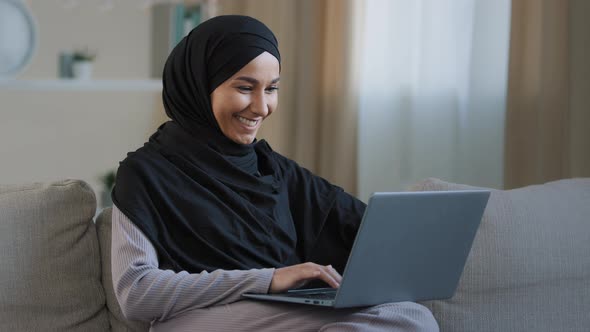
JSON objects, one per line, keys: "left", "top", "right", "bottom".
{"left": 1, "top": 0, "right": 589, "bottom": 331}
{"left": 1, "top": 0, "right": 589, "bottom": 203}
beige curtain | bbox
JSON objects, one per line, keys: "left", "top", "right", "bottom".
{"left": 505, "top": 0, "right": 590, "bottom": 189}
{"left": 217, "top": 0, "right": 361, "bottom": 194}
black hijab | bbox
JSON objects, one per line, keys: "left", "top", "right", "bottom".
{"left": 112, "top": 15, "right": 342, "bottom": 273}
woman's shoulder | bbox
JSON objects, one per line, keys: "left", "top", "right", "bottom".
{"left": 118, "top": 144, "right": 163, "bottom": 170}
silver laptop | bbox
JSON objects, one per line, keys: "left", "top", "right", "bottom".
{"left": 242, "top": 190, "right": 490, "bottom": 308}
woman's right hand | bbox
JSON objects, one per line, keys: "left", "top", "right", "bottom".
{"left": 268, "top": 262, "right": 342, "bottom": 293}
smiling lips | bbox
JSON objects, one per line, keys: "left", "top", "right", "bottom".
{"left": 236, "top": 115, "right": 258, "bottom": 128}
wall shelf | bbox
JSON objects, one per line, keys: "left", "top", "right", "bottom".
{"left": 0, "top": 79, "right": 162, "bottom": 92}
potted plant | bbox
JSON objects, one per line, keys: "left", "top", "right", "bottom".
{"left": 99, "top": 169, "right": 116, "bottom": 208}
{"left": 71, "top": 47, "right": 96, "bottom": 79}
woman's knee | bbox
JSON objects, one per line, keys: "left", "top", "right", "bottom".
{"left": 365, "top": 301, "right": 439, "bottom": 331}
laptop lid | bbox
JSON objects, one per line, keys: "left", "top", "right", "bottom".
{"left": 333, "top": 190, "right": 489, "bottom": 308}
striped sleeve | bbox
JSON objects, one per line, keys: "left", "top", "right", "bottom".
{"left": 110, "top": 204, "right": 275, "bottom": 322}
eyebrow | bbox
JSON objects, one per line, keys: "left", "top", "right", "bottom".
{"left": 234, "top": 76, "right": 280, "bottom": 84}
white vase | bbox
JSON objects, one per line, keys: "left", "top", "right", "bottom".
{"left": 72, "top": 61, "right": 93, "bottom": 80}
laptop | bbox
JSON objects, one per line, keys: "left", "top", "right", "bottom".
{"left": 242, "top": 190, "right": 490, "bottom": 308}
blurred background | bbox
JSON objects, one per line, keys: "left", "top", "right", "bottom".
{"left": 1, "top": 0, "right": 588, "bottom": 206}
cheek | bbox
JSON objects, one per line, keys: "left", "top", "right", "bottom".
{"left": 223, "top": 94, "right": 249, "bottom": 113}
{"left": 213, "top": 95, "right": 242, "bottom": 122}
{"left": 268, "top": 95, "right": 279, "bottom": 115}
{"left": 210, "top": 93, "right": 224, "bottom": 123}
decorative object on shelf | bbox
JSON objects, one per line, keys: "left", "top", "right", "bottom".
{"left": 151, "top": 1, "right": 215, "bottom": 77}
{"left": 0, "top": 0, "right": 37, "bottom": 78}
{"left": 99, "top": 169, "right": 116, "bottom": 207}
{"left": 177, "top": 4, "right": 202, "bottom": 43}
{"left": 71, "top": 47, "right": 97, "bottom": 80}
{"left": 58, "top": 51, "right": 74, "bottom": 78}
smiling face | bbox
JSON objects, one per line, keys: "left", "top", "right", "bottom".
{"left": 210, "top": 52, "right": 280, "bottom": 145}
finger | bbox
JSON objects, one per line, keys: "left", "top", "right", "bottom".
{"left": 306, "top": 265, "right": 322, "bottom": 278}
{"left": 305, "top": 263, "right": 341, "bottom": 288}
{"left": 299, "top": 263, "right": 340, "bottom": 288}
{"left": 325, "top": 265, "right": 342, "bottom": 284}
{"left": 297, "top": 265, "right": 321, "bottom": 282}
{"left": 314, "top": 267, "right": 339, "bottom": 288}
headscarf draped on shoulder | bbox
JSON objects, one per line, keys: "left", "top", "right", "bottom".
{"left": 112, "top": 15, "right": 343, "bottom": 273}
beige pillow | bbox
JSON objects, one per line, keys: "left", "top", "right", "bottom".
{"left": 410, "top": 178, "right": 590, "bottom": 332}
{"left": 0, "top": 180, "right": 109, "bottom": 331}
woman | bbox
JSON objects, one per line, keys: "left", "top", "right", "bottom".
{"left": 111, "top": 15, "right": 438, "bottom": 331}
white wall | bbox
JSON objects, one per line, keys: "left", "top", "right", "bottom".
{"left": 0, "top": 1, "right": 165, "bottom": 206}
{"left": 19, "top": 0, "right": 152, "bottom": 79}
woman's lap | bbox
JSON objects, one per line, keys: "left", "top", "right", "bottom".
{"left": 150, "top": 300, "right": 438, "bottom": 332}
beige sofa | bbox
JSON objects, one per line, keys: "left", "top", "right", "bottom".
{"left": 1, "top": 178, "right": 589, "bottom": 331}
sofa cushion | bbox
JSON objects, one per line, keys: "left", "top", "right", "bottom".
{"left": 410, "top": 178, "right": 590, "bottom": 332}
{"left": 0, "top": 180, "right": 109, "bottom": 331}
{"left": 96, "top": 207, "right": 150, "bottom": 332}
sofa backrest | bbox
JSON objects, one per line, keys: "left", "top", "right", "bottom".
{"left": 0, "top": 180, "right": 109, "bottom": 331}
{"left": 411, "top": 178, "right": 590, "bottom": 332}
{"left": 96, "top": 207, "right": 150, "bottom": 332}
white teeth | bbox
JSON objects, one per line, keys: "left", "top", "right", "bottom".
{"left": 237, "top": 116, "right": 257, "bottom": 126}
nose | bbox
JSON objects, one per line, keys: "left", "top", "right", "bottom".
{"left": 250, "top": 91, "right": 270, "bottom": 117}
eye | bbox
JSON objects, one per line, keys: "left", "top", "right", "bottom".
{"left": 237, "top": 86, "right": 253, "bottom": 92}
{"left": 265, "top": 86, "right": 279, "bottom": 93}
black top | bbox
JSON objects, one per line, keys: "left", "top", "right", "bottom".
{"left": 112, "top": 15, "right": 366, "bottom": 274}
